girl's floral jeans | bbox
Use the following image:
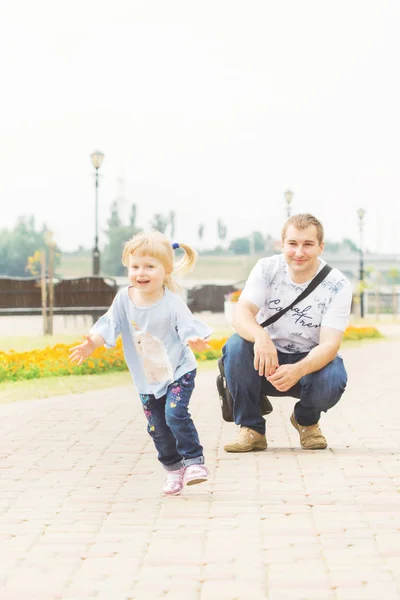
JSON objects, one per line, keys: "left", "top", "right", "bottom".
{"left": 140, "top": 369, "right": 205, "bottom": 471}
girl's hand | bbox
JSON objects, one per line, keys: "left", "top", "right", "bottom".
{"left": 187, "top": 338, "right": 210, "bottom": 353}
{"left": 69, "top": 335, "right": 96, "bottom": 365}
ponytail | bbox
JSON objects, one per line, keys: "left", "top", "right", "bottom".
{"left": 171, "top": 242, "right": 197, "bottom": 278}
{"left": 122, "top": 230, "right": 198, "bottom": 293}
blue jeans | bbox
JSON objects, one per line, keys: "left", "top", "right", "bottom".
{"left": 140, "top": 369, "right": 204, "bottom": 471}
{"left": 222, "top": 334, "right": 348, "bottom": 434}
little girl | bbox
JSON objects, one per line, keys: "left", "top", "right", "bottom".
{"left": 69, "top": 231, "right": 212, "bottom": 496}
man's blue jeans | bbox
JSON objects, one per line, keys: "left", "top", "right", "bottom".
{"left": 140, "top": 369, "right": 204, "bottom": 471}
{"left": 222, "top": 334, "right": 348, "bottom": 434}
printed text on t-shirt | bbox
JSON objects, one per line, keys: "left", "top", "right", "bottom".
{"left": 268, "top": 300, "right": 320, "bottom": 328}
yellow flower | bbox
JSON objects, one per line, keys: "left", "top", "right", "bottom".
{"left": 226, "top": 290, "right": 242, "bottom": 302}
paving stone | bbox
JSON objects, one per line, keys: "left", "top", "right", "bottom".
{"left": 1, "top": 339, "right": 400, "bottom": 598}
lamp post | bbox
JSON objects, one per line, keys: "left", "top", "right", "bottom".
{"left": 90, "top": 150, "right": 104, "bottom": 276}
{"left": 357, "top": 208, "right": 366, "bottom": 318}
{"left": 284, "top": 190, "right": 294, "bottom": 219}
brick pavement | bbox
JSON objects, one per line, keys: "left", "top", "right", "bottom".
{"left": 1, "top": 339, "right": 400, "bottom": 599}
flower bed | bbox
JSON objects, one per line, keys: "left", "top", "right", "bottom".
{"left": 0, "top": 339, "right": 127, "bottom": 383}
{"left": 225, "top": 290, "right": 242, "bottom": 302}
{"left": 0, "top": 337, "right": 227, "bottom": 382}
{"left": 0, "top": 326, "right": 382, "bottom": 383}
{"left": 341, "top": 326, "right": 383, "bottom": 341}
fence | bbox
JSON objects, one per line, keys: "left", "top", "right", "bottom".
{"left": 186, "top": 284, "right": 238, "bottom": 313}
{"left": 0, "top": 276, "right": 118, "bottom": 319}
{"left": 2, "top": 277, "right": 398, "bottom": 318}
{"left": 362, "top": 292, "right": 400, "bottom": 315}
{"left": 187, "top": 287, "right": 400, "bottom": 317}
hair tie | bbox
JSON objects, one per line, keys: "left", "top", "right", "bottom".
{"left": 172, "top": 242, "right": 180, "bottom": 250}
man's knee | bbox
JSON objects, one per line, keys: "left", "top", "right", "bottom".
{"left": 322, "top": 358, "right": 347, "bottom": 394}
{"left": 303, "top": 357, "right": 347, "bottom": 407}
{"left": 223, "top": 333, "right": 254, "bottom": 364}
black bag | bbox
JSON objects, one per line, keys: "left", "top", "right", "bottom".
{"left": 216, "top": 264, "right": 332, "bottom": 422}
{"left": 217, "top": 357, "right": 273, "bottom": 422}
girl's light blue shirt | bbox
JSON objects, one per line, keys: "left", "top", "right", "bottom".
{"left": 90, "top": 287, "right": 213, "bottom": 399}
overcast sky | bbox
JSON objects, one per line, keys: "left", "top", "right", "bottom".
{"left": 1, "top": 0, "right": 399, "bottom": 253}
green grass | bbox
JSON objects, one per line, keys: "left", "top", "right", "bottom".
{"left": 350, "top": 316, "right": 400, "bottom": 326}
{"left": 0, "top": 332, "right": 223, "bottom": 404}
{"left": 0, "top": 331, "right": 230, "bottom": 354}
{"left": 0, "top": 334, "right": 86, "bottom": 353}
{"left": 58, "top": 254, "right": 92, "bottom": 277}
{"left": 190, "top": 255, "right": 261, "bottom": 282}
{"left": 0, "top": 360, "right": 218, "bottom": 404}
{"left": 0, "top": 331, "right": 392, "bottom": 404}
{"left": 1, "top": 334, "right": 385, "bottom": 405}
{"left": 342, "top": 337, "right": 387, "bottom": 348}
{"left": 0, "top": 314, "right": 395, "bottom": 404}
{"left": 0, "top": 371, "right": 132, "bottom": 404}
{"left": 59, "top": 253, "right": 263, "bottom": 281}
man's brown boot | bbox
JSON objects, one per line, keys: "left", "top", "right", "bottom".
{"left": 224, "top": 427, "right": 267, "bottom": 453}
{"left": 290, "top": 413, "right": 327, "bottom": 449}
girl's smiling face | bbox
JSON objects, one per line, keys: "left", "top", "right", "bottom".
{"left": 128, "top": 253, "right": 167, "bottom": 297}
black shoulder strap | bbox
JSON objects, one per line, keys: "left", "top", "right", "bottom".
{"left": 259, "top": 264, "right": 332, "bottom": 328}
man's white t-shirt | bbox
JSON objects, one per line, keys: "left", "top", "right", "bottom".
{"left": 240, "top": 254, "right": 352, "bottom": 354}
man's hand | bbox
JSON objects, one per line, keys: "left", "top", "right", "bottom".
{"left": 188, "top": 338, "right": 210, "bottom": 352}
{"left": 253, "top": 331, "right": 279, "bottom": 377}
{"left": 266, "top": 364, "right": 302, "bottom": 392}
{"left": 69, "top": 335, "right": 96, "bottom": 365}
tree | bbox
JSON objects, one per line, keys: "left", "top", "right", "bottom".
{"left": 217, "top": 219, "right": 227, "bottom": 243}
{"left": 198, "top": 223, "right": 205, "bottom": 241}
{"left": 253, "top": 231, "right": 265, "bottom": 253}
{"left": 323, "top": 238, "right": 359, "bottom": 253}
{"left": 229, "top": 237, "right": 250, "bottom": 255}
{"left": 129, "top": 203, "right": 137, "bottom": 228}
{"left": 150, "top": 213, "right": 169, "bottom": 234}
{"left": 102, "top": 201, "right": 140, "bottom": 276}
{"left": 107, "top": 200, "right": 122, "bottom": 230}
{"left": 386, "top": 268, "right": 400, "bottom": 284}
{"left": 323, "top": 240, "right": 341, "bottom": 253}
{"left": 341, "top": 238, "right": 359, "bottom": 253}
{"left": 0, "top": 216, "right": 61, "bottom": 277}
{"left": 26, "top": 249, "right": 48, "bottom": 334}
{"left": 387, "top": 268, "right": 400, "bottom": 318}
{"left": 169, "top": 211, "right": 176, "bottom": 238}
{"left": 264, "top": 234, "right": 277, "bottom": 256}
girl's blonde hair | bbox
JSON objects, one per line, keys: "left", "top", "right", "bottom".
{"left": 121, "top": 230, "right": 197, "bottom": 293}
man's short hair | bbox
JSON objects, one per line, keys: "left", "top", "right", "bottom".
{"left": 281, "top": 213, "right": 324, "bottom": 245}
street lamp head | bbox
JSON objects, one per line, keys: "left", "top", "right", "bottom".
{"left": 357, "top": 207, "right": 366, "bottom": 221}
{"left": 284, "top": 190, "right": 294, "bottom": 205}
{"left": 90, "top": 150, "right": 105, "bottom": 170}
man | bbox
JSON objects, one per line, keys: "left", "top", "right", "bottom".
{"left": 222, "top": 213, "right": 352, "bottom": 452}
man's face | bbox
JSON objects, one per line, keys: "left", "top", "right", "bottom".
{"left": 282, "top": 225, "right": 324, "bottom": 281}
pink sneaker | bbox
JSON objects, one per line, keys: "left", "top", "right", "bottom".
{"left": 184, "top": 464, "right": 209, "bottom": 486}
{"left": 162, "top": 468, "right": 185, "bottom": 496}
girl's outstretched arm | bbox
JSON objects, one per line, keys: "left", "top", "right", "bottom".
{"left": 187, "top": 338, "right": 210, "bottom": 352}
{"left": 173, "top": 297, "right": 213, "bottom": 347}
{"left": 69, "top": 333, "right": 105, "bottom": 365}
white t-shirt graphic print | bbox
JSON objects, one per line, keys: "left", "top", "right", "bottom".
{"left": 240, "top": 254, "right": 352, "bottom": 354}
